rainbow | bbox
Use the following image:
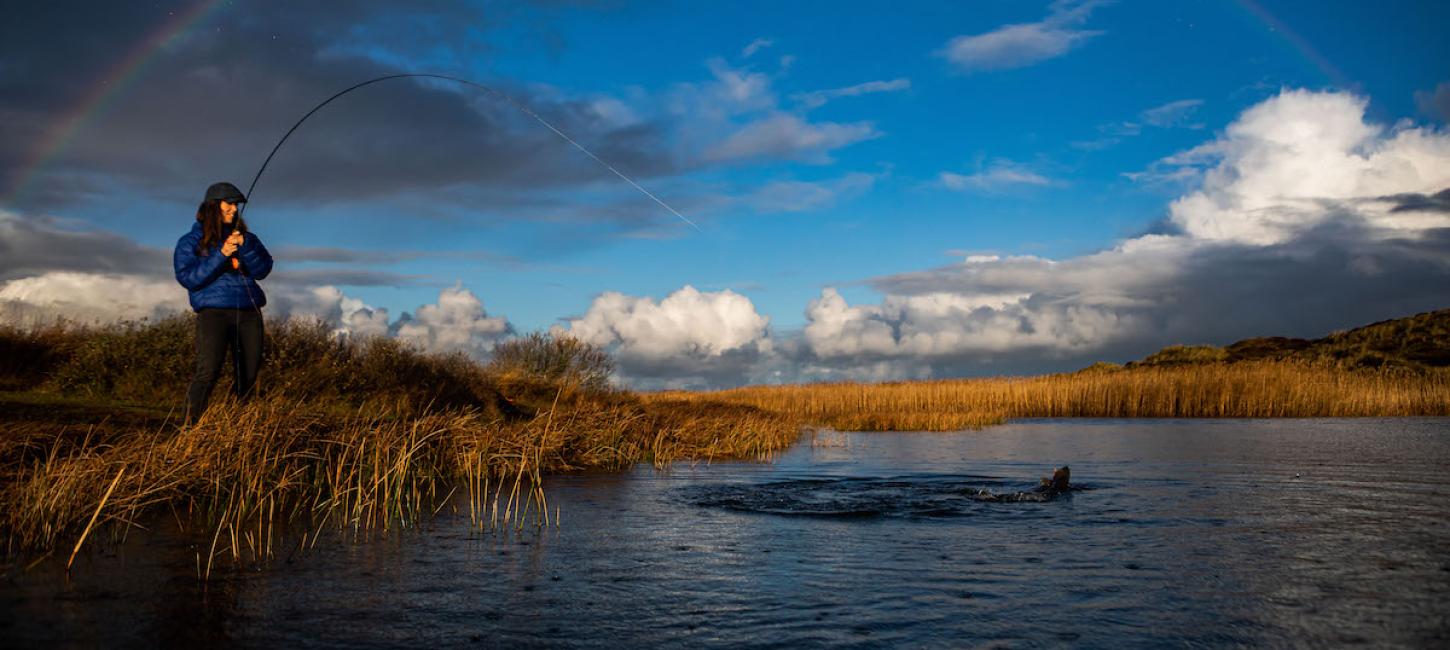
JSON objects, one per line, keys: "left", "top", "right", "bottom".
{"left": 1234, "top": 0, "right": 1353, "bottom": 90}
{"left": 4, "top": 0, "right": 225, "bottom": 203}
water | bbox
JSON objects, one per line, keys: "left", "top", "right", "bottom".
{"left": 4, "top": 418, "right": 1450, "bottom": 647}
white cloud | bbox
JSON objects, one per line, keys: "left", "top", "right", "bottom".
{"left": 0, "top": 244, "right": 509, "bottom": 361}
{"left": 394, "top": 285, "right": 512, "bottom": 357}
{"left": 701, "top": 58, "right": 777, "bottom": 114}
{"left": 1140, "top": 98, "right": 1204, "bottom": 128}
{"left": 1073, "top": 99, "right": 1203, "bottom": 150}
{"left": 705, "top": 113, "right": 879, "bottom": 164}
{"left": 741, "top": 37, "right": 774, "bottom": 59}
{"left": 805, "top": 287, "right": 1140, "bottom": 359}
{"left": 745, "top": 172, "right": 876, "bottom": 213}
{"left": 654, "top": 58, "right": 883, "bottom": 168}
{"left": 797, "top": 89, "right": 1450, "bottom": 377}
{"left": 0, "top": 269, "right": 411, "bottom": 342}
{"left": 938, "top": 0, "right": 1105, "bottom": 72}
{"left": 1160, "top": 89, "right": 1450, "bottom": 244}
{"left": 561, "top": 285, "right": 770, "bottom": 367}
{"left": 939, "top": 160, "right": 1053, "bottom": 192}
{"left": 794, "top": 78, "right": 911, "bottom": 110}
{"left": 266, "top": 285, "right": 393, "bottom": 339}
{"left": 0, "top": 271, "right": 185, "bottom": 325}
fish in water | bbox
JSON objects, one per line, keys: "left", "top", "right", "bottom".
{"left": 969, "top": 466, "right": 1074, "bottom": 503}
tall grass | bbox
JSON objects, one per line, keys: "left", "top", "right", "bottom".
{"left": 663, "top": 362, "right": 1450, "bottom": 431}
{"left": 4, "top": 314, "right": 1447, "bottom": 573}
{"left": 0, "top": 317, "right": 798, "bottom": 571}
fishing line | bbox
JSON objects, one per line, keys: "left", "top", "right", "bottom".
{"left": 215, "top": 73, "right": 697, "bottom": 419}
{"left": 236, "top": 73, "right": 698, "bottom": 231}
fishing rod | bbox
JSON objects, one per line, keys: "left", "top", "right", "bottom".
{"left": 210, "top": 73, "right": 698, "bottom": 418}
{"left": 236, "top": 73, "right": 698, "bottom": 231}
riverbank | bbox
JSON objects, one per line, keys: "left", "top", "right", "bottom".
{"left": 2, "top": 309, "right": 1446, "bottom": 569}
{"left": 0, "top": 318, "right": 798, "bottom": 567}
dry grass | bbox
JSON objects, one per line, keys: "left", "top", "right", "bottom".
{"left": 0, "top": 318, "right": 799, "bottom": 572}
{"left": 0, "top": 388, "right": 797, "bottom": 574}
{"left": 661, "top": 362, "right": 1450, "bottom": 431}
{"left": 5, "top": 314, "right": 1447, "bottom": 574}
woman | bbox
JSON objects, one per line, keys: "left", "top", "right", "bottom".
{"left": 174, "top": 181, "right": 274, "bottom": 424}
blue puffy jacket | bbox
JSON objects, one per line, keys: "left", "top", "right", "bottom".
{"left": 173, "top": 222, "right": 273, "bottom": 311}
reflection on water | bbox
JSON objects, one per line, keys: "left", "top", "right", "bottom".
{"left": 4, "top": 418, "right": 1450, "bottom": 647}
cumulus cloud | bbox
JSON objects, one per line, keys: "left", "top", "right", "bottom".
{"left": 0, "top": 266, "right": 405, "bottom": 341}
{"left": 797, "top": 89, "right": 1450, "bottom": 378}
{"left": 559, "top": 285, "right": 771, "bottom": 386}
{"left": 938, "top": 0, "right": 1105, "bottom": 72}
{"left": 1158, "top": 90, "right": 1450, "bottom": 244}
{"left": 259, "top": 284, "right": 388, "bottom": 339}
{"left": 393, "top": 285, "right": 512, "bottom": 357}
{"left": 0, "top": 271, "right": 185, "bottom": 325}
{"left": 0, "top": 205, "right": 508, "bottom": 357}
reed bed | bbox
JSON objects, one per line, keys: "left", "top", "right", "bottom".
{"left": 662, "top": 362, "right": 1450, "bottom": 431}
{"left": 0, "top": 316, "right": 799, "bottom": 572}
{"left": 0, "top": 389, "right": 797, "bottom": 574}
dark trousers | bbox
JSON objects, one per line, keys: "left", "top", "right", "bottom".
{"left": 185, "top": 309, "right": 264, "bottom": 424}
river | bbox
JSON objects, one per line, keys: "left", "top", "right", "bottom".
{"left": 3, "top": 418, "right": 1449, "bottom": 647}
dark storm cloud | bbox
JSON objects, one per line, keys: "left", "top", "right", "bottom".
{"left": 1384, "top": 188, "right": 1450, "bottom": 214}
{"left": 1, "top": 0, "right": 680, "bottom": 218}
{"left": 0, "top": 211, "right": 463, "bottom": 287}
{"left": 270, "top": 268, "right": 433, "bottom": 288}
{"left": 612, "top": 346, "right": 771, "bottom": 391}
{"left": 848, "top": 220, "right": 1450, "bottom": 376}
{"left": 1150, "top": 223, "right": 1450, "bottom": 340}
{"left": 1416, "top": 82, "right": 1450, "bottom": 122}
{"left": 275, "top": 246, "right": 427, "bottom": 264}
{"left": 0, "top": 213, "right": 169, "bottom": 280}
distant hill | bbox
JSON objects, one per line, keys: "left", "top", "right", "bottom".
{"left": 1123, "top": 308, "right": 1450, "bottom": 372}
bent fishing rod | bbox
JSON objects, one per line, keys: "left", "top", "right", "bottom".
{"left": 214, "top": 73, "right": 699, "bottom": 386}
{"left": 235, "top": 73, "right": 697, "bottom": 231}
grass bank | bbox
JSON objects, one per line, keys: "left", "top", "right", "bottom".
{"left": 0, "top": 318, "right": 796, "bottom": 568}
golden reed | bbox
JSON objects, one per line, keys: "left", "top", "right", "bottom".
{"left": 0, "top": 388, "right": 797, "bottom": 573}
{"left": 655, "top": 362, "right": 1450, "bottom": 431}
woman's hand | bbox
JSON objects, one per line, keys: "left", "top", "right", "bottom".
{"left": 221, "top": 231, "right": 244, "bottom": 256}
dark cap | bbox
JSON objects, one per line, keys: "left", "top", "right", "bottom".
{"left": 204, "top": 181, "right": 247, "bottom": 204}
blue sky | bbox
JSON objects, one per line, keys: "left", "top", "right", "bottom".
{"left": 3, "top": 0, "right": 1448, "bottom": 386}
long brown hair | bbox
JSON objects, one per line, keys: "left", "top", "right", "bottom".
{"left": 195, "top": 200, "right": 248, "bottom": 254}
